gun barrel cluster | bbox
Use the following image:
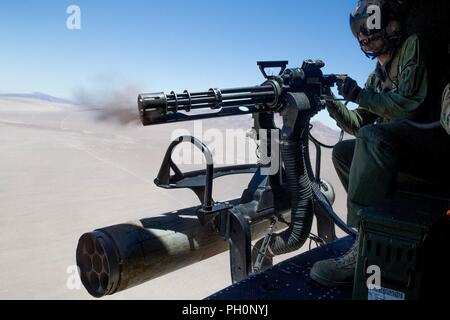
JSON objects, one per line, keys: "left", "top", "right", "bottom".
{"left": 143, "top": 85, "right": 274, "bottom": 111}
{"left": 138, "top": 83, "right": 279, "bottom": 125}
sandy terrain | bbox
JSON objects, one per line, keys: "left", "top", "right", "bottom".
{"left": 0, "top": 96, "right": 349, "bottom": 300}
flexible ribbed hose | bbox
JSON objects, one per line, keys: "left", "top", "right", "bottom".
{"left": 267, "top": 132, "right": 314, "bottom": 255}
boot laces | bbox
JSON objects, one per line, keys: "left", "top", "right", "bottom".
{"left": 335, "top": 239, "right": 359, "bottom": 267}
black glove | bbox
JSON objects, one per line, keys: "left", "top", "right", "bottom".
{"left": 338, "top": 76, "right": 362, "bottom": 103}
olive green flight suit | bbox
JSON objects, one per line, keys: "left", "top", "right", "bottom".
{"left": 327, "top": 34, "right": 450, "bottom": 227}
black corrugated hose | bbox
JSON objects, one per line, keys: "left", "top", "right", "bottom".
{"left": 267, "top": 127, "right": 314, "bottom": 255}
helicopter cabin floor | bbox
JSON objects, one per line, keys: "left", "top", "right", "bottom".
{"left": 207, "top": 236, "right": 354, "bottom": 300}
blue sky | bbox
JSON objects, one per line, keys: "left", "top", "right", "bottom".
{"left": 0, "top": 0, "right": 376, "bottom": 127}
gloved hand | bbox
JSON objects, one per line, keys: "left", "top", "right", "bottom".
{"left": 337, "top": 76, "right": 362, "bottom": 103}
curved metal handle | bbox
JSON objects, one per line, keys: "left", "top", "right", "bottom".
{"left": 257, "top": 60, "right": 289, "bottom": 79}
{"left": 154, "top": 136, "right": 214, "bottom": 210}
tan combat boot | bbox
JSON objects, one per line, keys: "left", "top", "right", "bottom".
{"left": 309, "top": 238, "right": 359, "bottom": 287}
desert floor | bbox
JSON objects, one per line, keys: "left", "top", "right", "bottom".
{"left": 0, "top": 97, "right": 349, "bottom": 299}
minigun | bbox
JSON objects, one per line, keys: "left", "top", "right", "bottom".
{"left": 138, "top": 60, "right": 345, "bottom": 126}
{"left": 76, "top": 60, "right": 356, "bottom": 298}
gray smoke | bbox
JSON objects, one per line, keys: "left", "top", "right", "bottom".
{"left": 72, "top": 75, "right": 143, "bottom": 126}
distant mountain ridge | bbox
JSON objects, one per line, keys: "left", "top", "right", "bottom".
{"left": 0, "top": 93, "right": 347, "bottom": 141}
{"left": 0, "top": 92, "right": 75, "bottom": 105}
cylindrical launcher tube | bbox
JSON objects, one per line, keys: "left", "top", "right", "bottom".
{"left": 76, "top": 204, "right": 289, "bottom": 298}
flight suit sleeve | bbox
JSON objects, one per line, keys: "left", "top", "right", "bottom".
{"left": 326, "top": 102, "right": 378, "bottom": 136}
{"left": 326, "top": 73, "right": 379, "bottom": 136}
{"left": 358, "top": 34, "right": 428, "bottom": 120}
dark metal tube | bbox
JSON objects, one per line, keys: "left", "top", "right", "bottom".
{"left": 162, "top": 99, "right": 269, "bottom": 114}
{"left": 137, "top": 82, "right": 279, "bottom": 126}
{"left": 165, "top": 86, "right": 273, "bottom": 98}
{"left": 220, "top": 85, "right": 274, "bottom": 94}
{"left": 76, "top": 203, "right": 291, "bottom": 298}
{"left": 222, "top": 91, "right": 275, "bottom": 100}
{"left": 173, "top": 100, "right": 264, "bottom": 112}
{"left": 167, "top": 91, "right": 274, "bottom": 107}
{"left": 204, "top": 164, "right": 214, "bottom": 210}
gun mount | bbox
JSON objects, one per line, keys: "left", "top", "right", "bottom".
{"left": 76, "top": 60, "right": 355, "bottom": 298}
